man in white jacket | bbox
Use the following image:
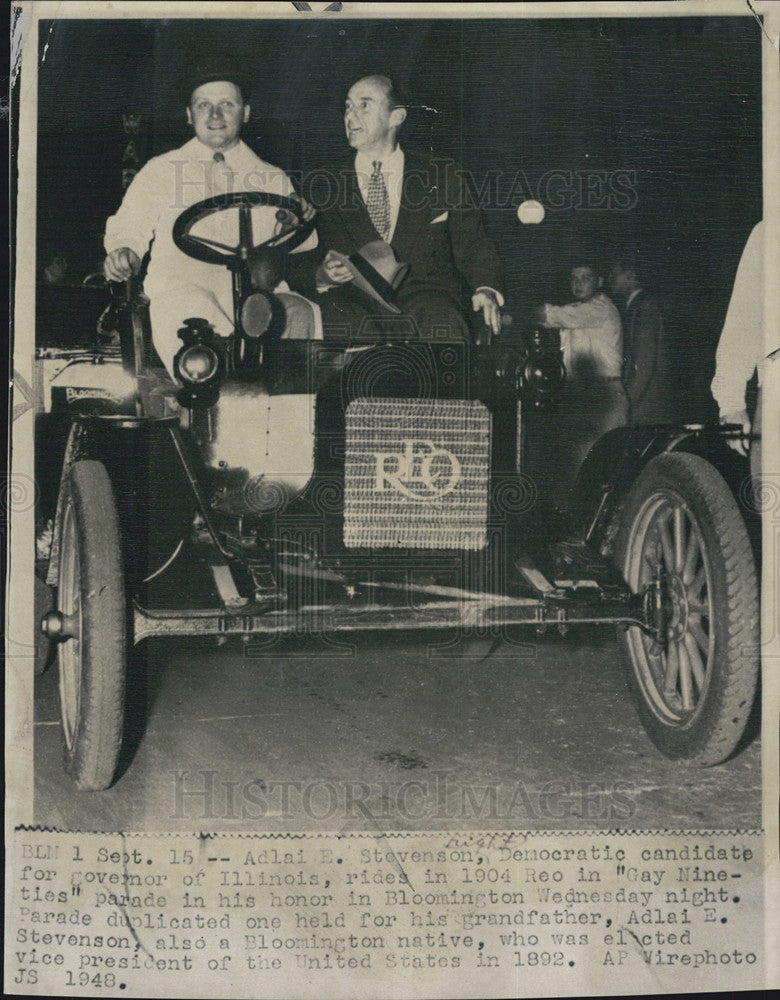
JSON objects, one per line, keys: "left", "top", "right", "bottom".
{"left": 103, "top": 52, "right": 316, "bottom": 373}
{"left": 710, "top": 221, "right": 765, "bottom": 460}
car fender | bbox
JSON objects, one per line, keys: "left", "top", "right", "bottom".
{"left": 46, "top": 416, "right": 196, "bottom": 590}
{"left": 573, "top": 423, "right": 755, "bottom": 558}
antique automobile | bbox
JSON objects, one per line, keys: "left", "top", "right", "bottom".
{"left": 36, "top": 192, "right": 760, "bottom": 790}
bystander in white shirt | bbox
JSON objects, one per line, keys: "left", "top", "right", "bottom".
{"left": 711, "top": 221, "right": 765, "bottom": 418}
{"left": 541, "top": 292, "right": 623, "bottom": 380}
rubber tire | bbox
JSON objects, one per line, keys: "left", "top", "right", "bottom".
{"left": 614, "top": 452, "right": 758, "bottom": 765}
{"left": 56, "top": 460, "right": 126, "bottom": 790}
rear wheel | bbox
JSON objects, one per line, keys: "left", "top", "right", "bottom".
{"left": 615, "top": 452, "right": 758, "bottom": 765}
{"left": 56, "top": 460, "right": 126, "bottom": 790}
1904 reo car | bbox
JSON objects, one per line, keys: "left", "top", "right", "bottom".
{"left": 37, "top": 192, "right": 760, "bottom": 790}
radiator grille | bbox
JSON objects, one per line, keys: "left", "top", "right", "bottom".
{"left": 344, "top": 398, "right": 490, "bottom": 549}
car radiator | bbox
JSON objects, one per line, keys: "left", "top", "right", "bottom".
{"left": 343, "top": 398, "right": 491, "bottom": 550}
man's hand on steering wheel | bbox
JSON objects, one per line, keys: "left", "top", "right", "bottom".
{"left": 104, "top": 247, "right": 141, "bottom": 283}
{"left": 291, "top": 193, "right": 315, "bottom": 223}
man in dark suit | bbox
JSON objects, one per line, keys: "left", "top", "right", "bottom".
{"left": 294, "top": 74, "right": 504, "bottom": 340}
{"left": 607, "top": 254, "right": 674, "bottom": 424}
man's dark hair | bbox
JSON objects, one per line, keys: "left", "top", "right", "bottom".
{"left": 569, "top": 255, "right": 603, "bottom": 278}
{"left": 353, "top": 73, "right": 410, "bottom": 112}
{"left": 380, "top": 74, "right": 409, "bottom": 111}
{"left": 609, "top": 248, "right": 650, "bottom": 284}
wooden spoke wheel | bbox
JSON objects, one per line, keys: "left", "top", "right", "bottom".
{"left": 615, "top": 452, "right": 758, "bottom": 765}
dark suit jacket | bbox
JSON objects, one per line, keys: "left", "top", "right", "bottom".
{"left": 290, "top": 151, "right": 504, "bottom": 313}
{"left": 622, "top": 289, "right": 674, "bottom": 423}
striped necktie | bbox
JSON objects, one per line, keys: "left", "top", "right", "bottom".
{"left": 366, "top": 160, "right": 390, "bottom": 241}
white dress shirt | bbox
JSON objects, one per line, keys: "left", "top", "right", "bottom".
{"left": 626, "top": 287, "right": 642, "bottom": 309}
{"left": 542, "top": 292, "right": 623, "bottom": 379}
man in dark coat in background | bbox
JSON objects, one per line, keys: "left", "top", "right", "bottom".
{"left": 608, "top": 254, "right": 674, "bottom": 424}
{"left": 292, "top": 74, "right": 504, "bottom": 340}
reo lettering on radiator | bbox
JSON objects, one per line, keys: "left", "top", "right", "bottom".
{"left": 374, "top": 439, "right": 461, "bottom": 500}
{"left": 344, "top": 398, "right": 491, "bottom": 550}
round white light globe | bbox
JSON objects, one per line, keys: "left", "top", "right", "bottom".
{"left": 517, "top": 200, "right": 545, "bottom": 224}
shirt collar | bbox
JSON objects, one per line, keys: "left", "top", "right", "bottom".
{"left": 626, "top": 287, "right": 643, "bottom": 308}
{"left": 189, "top": 136, "right": 245, "bottom": 164}
{"left": 355, "top": 145, "right": 404, "bottom": 175}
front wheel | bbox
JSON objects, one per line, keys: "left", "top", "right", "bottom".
{"left": 615, "top": 452, "right": 758, "bottom": 765}
{"left": 56, "top": 460, "right": 126, "bottom": 790}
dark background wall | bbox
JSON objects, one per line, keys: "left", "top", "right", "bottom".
{"left": 36, "top": 15, "right": 762, "bottom": 418}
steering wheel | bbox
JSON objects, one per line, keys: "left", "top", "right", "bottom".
{"left": 172, "top": 191, "right": 315, "bottom": 267}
